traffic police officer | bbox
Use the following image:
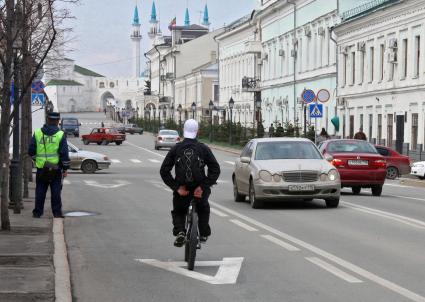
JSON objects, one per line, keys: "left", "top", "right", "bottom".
{"left": 29, "top": 112, "right": 70, "bottom": 218}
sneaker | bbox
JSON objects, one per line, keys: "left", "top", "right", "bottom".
{"left": 174, "top": 232, "right": 186, "bottom": 247}
{"left": 199, "top": 236, "right": 208, "bottom": 243}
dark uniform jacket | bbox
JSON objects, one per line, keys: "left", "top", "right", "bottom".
{"left": 28, "top": 124, "right": 70, "bottom": 170}
{"left": 160, "top": 138, "right": 221, "bottom": 192}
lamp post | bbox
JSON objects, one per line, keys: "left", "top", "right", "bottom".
{"left": 170, "top": 103, "right": 175, "bottom": 125}
{"left": 209, "top": 100, "right": 214, "bottom": 142}
{"left": 229, "top": 97, "right": 234, "bottom": 145}
{"left": 255, "top": 95, "right": 262, "bottom": 138}
{"left": 177, "top": 104, "right": 182, "bottom": 133}
{"left": 153, "top": 107, "right": 157, "bottom": 133}
{"left": 191, "top": 102, "right": 196, "bottom": 119}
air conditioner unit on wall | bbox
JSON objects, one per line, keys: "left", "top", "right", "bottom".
{"left": 304, "top": 27, "right": 311, "bottom": 37}
{"left": 387, "top": 51, "right": 398, "bottom": 63}
{"left": 388, "top": 38, "right": 398, "bottom": 49}
{"left": 278, "top": 49, "right": 285, "bottom": 57}
{"left": 291, "top": 49, "right": 297, "bottom": 58}
{"left": 340, "top": 46, "right": 348, "bottom": 55}
{"left": 357, "top": 41, "right": 366, "bottom": 52}
{"left": 318, "top": 27, "right": 326, "bottom": 36}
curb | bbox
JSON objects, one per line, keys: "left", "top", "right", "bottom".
{"left": 53, "top": 219, "right": 72, "bottom": 302}
{"left": 204, "top": 144, "right": 241, "bottom": 155}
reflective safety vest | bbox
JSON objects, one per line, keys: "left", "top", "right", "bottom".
{"left": 34, "top": 128, "right": 64, "bottom": 169}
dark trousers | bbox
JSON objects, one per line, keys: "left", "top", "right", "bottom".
{"left": 171, "top": 187, "right": 211, "bottom": 237}
{"left": 33, "top": 169, "right": 63, "bottom": 216}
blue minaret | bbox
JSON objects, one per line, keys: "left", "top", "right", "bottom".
{"left": 184, "top": 8, "right": 190, "bottom": 26}
{"left": 150, "top": 1, "right": 157, "bottom": 23}
{"left": 131, "top": 4, "right": 142, "bottom": 77}
{"left": 133, "top": 5, "right": 140, "bottom": 25}
{"left": 202, "top": 4, "right": 210, "bottom": 27}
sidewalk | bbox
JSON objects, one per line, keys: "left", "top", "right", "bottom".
{"left": 0, "top": 182, "right": 65, "bottom": 302}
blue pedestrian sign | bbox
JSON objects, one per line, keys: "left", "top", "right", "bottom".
{"left": 31, "top": 93, "right": 45, "bottom": 106}
{"left": 302, "top": 89, "right": 316, "bottom": 104}
{"left": 309, "top": 103, "right": 323, "bottom": 118}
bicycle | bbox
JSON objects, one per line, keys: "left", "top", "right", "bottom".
{"left": 184, "top": 198, "right": 201, "bottom": 271}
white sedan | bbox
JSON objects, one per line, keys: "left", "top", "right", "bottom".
{"left": 410, "top": 162, "right": 425, "bottom": 179}
{"left": 68, "top": 142, "right": 111, "bottom": 173}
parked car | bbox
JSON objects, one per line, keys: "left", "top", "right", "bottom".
{"left": 81, "top": 128, "right": 126, "bottom": 146}
{"left": 60, "top": 117, "right": 80, "bottom": 137}
{"left": 319, "top": 139, "right": 386, "bottom": 196}
{"left": 375, "top": 145, "right": 411, "bottom": 179}
{"left": 411, "top": 162, "right": 425, "bottom": 179}
{"left": 68, "top": 142, "right": 111, "bottom": 173}
{"left": 233, "top": 138, "right": 341, "bottom": 209}
{"left": 125, "top": 124, "right": 144, "bottom": 135}
{"left": 155, "top": 129, "right": 180, "bottom": 150}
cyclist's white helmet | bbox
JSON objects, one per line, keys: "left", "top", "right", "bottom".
{"left": 183, "top": 119, "right": 198, "bottom": 139}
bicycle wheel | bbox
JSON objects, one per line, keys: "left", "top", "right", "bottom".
{"left": 187, "top": 212, "right": 198, "bottom": 271}
{"left": 184, "top": 215, "right": 191, "bottom": 262}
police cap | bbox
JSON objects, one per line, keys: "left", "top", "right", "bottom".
{"left": 47, "top": 112, "right": 61, "bottom": 120}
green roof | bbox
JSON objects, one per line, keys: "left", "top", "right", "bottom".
{"left": 46, "top": 79, "right": 84, "bottom": 86}
{"left": 74, "top": 65, "right": 104, "bottom": 77}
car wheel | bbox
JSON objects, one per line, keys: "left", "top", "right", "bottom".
{"left": 101, "top": 140, "right": 108, "bottom": 145}
{"left": 352, "top": 186, "right": 361, "bottom": 195}
{"left": 371, "top": 185, "right": 383, "bottom": 196}
{"left": 83, "top": 139, "right": 89, "bottom": 145}
{"left": 386, "top": 166, "right": 399, "bottom": 180}
{"left": 155, "top": 146, "right": 160, "bottom": 150}
{"left": 75, "top": 134, "right": 79, "bottom": 138}
{"left": 139, "top": 132, "right": 143, "bottom": 135}
{"left": 97, "top": 142, "right": 102, "bottom": 145}
{"left": 325, "top": 198, "right": 339, "bottom": 208}
{"left": 116, "top": 141, "right": 122, "bottom": 145}
{"left": 81, "top": 160, "right": 97, "bottom": 174}
{"left": 233, "top": 177, "right": 246, "bottom": 202}
{"left": 419, "top": 176, "right": 425, "bottom": 180}
{"left": 249, "top": 179, "right": 263, "bottom": 209}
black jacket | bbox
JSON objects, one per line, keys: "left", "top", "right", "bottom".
{"left": 28, "top": 124, "right": 70, "bottom": 170}
{"left": 160, "top": 139, "right": 221, "bottom": 192}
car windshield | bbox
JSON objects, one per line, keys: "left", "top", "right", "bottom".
{"left": 106, "top": 128, "right": 118, "bottom": 134}
{"left": 327, "top": 141, "right": 378, "bottom": 154}
{"left": 159, "top": 130, "right": 178, "bottom": 136}
{"left": 63, "top": 119, "right": 78, "bottom": 125}
{"left": 255, "top": 141, "right": 322, "bottom": 160}
{"left": 67, "top": 142, "right": 79, "bottom": 152}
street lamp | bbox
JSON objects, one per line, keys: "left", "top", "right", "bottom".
{"left": 191, "top": 102, "right": 196, "bottom": 119}
{"left": 177, "top": 104, "right": 182, "bottom": 133}
{"left": 229, "top": 97, "right": 234, "bottom": 145}
{"left": 209, "top": 100, "right": 214, "bottom": 142}
{"left": 170, "top": 103, "right": 175, "bottom": 124}
{"left": 255, "top": 94, "right": 262, "bottom": 138}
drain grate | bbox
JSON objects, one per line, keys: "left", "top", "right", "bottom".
{"left": 64, "top": 211, "right": 99, "bottom": 217}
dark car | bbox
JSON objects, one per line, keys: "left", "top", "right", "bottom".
{"left": 375, "top": 145, "right": 411, "bottom": 179}
{"left": 319, "top": 139, "right": 387, "bottom": 196}
{"left": 124, "top": 124, "right": 144, "bottom": 135}
{"left": 60, "top": 117, "right": 80, "bottom": 137}
{"left": 115, "top": 126, "right": 126, "bottom": 134}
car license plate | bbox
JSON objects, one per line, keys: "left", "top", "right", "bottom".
{"left": 348, "top": 160, "right": 368, "bottom": 166}
{"left": 288, "top": 185, "right": 315, "bottom": 192}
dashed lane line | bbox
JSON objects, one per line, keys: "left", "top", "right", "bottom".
{"left": 124, "top": 141, "right": 165, "bottom": 158}
{"left": 210, "top": 208, "right": 228, "bottom": 217}
{"left": 261, "top": 234, "right": 300, "bottom": 252}
{"left": 130, "top": 159, "right": 142, "bottom": 163}
{"left": 306, "top": 257, "right": 363, "bottom": 283}
{"left": 229, "top": 219, "right": 258, "bottom": 232}
{"left": 111, "top": 159, "right": 121, "bottom": 163}
{"left": 225, "top": 161, "right": 235, "bottom": 166}
{"left": 149, "top": 159, "right": 161, "bottom": 163}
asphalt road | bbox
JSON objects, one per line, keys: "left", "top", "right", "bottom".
{"left": 62, "top": 112, "right": 425, "bottom": 302}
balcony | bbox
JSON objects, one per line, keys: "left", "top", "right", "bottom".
{"left": 245, "top": 41, "right": 262, "bottom": 54}
{"left": 242, "top": 76, "right": 261, "bottom": 92}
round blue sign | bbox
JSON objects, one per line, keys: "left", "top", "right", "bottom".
{"left": 302, "top": 89, "right": 316, "bottom": 104}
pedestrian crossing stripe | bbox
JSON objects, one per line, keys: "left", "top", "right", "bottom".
{"left": 149, "top": 159, "right": 161, "bottom": 163}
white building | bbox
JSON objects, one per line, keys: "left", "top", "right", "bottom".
{"left": 335, "top": 0, "right": 425, "bottom": 152}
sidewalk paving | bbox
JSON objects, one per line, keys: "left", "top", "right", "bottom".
{"left": 0, "top": 182, "right": 55, "bottom": 302}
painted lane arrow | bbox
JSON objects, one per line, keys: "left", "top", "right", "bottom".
{"left": 135, "top": 257, "right": 244, "bottom": 285}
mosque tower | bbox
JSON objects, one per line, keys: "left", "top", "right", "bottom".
{"left": 148, "top": 1, "right": 159, "bottom": 49}
{"left": 184, "top": 7, "right": 190, "bottom": 26}
{"left": 202, "top": 4, "right": 210, "bottom": 28}
{"left": 131, "top": 4, "right": 142, "bottom": 77}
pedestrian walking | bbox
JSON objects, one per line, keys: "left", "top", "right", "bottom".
{"left": 354, "top": 128, "right": 367, "bottom": 141}
{"left": 101, "top": 121, "right": 105, "bottom": 127}
{"left": 29, "top": 112, "right": 70, "bottom": 218}
{"left": 317, "top": 128, "right": 330, "bottom": 144}
{"left": 268, "top": 123, "right": 275, "bottom": 137}
{"left": 276, "top": 123, "right": 284, "bottom": 137}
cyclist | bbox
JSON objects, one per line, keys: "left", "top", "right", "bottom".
{"left": 160, "top": 119, "right": 221, "bottom": 247}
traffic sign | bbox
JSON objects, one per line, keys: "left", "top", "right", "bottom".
{"left": 31, "top": 80, "right": 45, "bottom": 94}
{"left": 302, "top": 89, "right": 316, "bottom": 104}
{"left": 317, "top": 89, "right": 330, "bottom": 103}
{"left": 31, "top": 93, "right": 45, "bottom": 106}
{"left": 309, "top": 103, "right": 323, "bottom": 118}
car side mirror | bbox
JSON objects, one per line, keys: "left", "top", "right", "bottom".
{"left": 324, "top": 154, "right": 333, "bottom": 162}
{"left": 240, "top": 156, "right": 251, "bottom": 164}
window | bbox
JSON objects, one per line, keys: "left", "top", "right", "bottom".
{"left": 351, "top": 52, "right": 356, "bottom": 85}
{"left": 380, "top": 44, "right": 384, "bottom": 81}
{"left": 368, "top": 114, "right": 373, "bottom": 141}
{"left": 377, "top": 114, "right": 382, "bottom": 143}
{"left": 387, "top": 114, "right": 394, "bottom": 146}
{"left": 414, "top": 36, "right": 420, "bottom": 77}
{"left": 412, "top": 113, "right": 418, "bottom": 149}
{"left": 402, "top": 38, "right": 408, "bottom": 78}
{"left": 360, "top": 50, "right": 365, "bottom": 83}
{"left": 343, "top": 54, "right": 347, "bottom": 86}
{"left": 376, "top": 147, "right": 390, "bottom": 157}
{"left": 369, "top": 46, "right": 374, "bottom": 82}
{"left": 359, "top": 114, "right": 364, "bottom": 130}
{"left": 213, "top": 85, "right": 219, "bottom": 102}
{"left": 99, "top": 82, "right": 105, "bottom": 88}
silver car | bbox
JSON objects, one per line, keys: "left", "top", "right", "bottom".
{"left": 155, "top": 129, "right": 180, "bottom": 150}
{"left": 232, "top": 138, "right": 341, "bottom": 208}
{"left": 68, "top": 142, "right": 111, "bottom": 173}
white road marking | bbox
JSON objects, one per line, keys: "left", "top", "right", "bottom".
{"left": 136, "top": 257, "right": 244, "bottom": 285}
{"left": 63, "top": 179, "right": 71, "bottom": 185}
{"left": 210, "top": 208, "right": 228, "bottom": 217}
{"left": 306, "top": 257, "right": 363, "bottom": 283}
{"left": 216, "top": 180, "right": 230, "bottom": 184}
{"left": 149, "top": 159, "right": 161, "bottom": 163}
{"left": 384, "top": 183, "right": 408, "bottom": 188}
{"left": 125, "top": 141, "right": 165, "bottom": 158}
{"left": 153, "top": 183, "right": 172, "bottom": 192}
{"left": 387, "top": 194, "right": 425, "bottom": 203}
{"left": 343, "top": 201, "right": 425, "bottom": 229}
{"left": 225, "top": 161, "right": 235, "bottom": 166}
{"left": 130, "top": 159, "right": 142, "bottom": 163}
{"left": 209, "top": 201, "right": 425, "bottom": 302}
{"left": 230, "top": 219, "right": 258, "bottom": 232}
{"left": 111, "top": 159, "right": 121, "bottom": 163}
{"left": 261, "top": 235, "right": 300, "bottom": 252}
{"left": 84, "top": 180, "right": 130, "bottom": 189}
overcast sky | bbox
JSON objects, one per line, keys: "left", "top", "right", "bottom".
{"left": 66, "top": 0, "right": 258, "bottom": 77}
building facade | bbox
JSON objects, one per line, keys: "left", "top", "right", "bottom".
{"left": 335, "top": 0, "right": 425, "bottom": 152}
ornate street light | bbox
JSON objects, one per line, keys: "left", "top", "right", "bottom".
{"left": 229, "top": 97, "right": 234, "bottom": 145}
{"left": 191, "top": 102, "right": 196, "bottom": 119}
{"left": 209, "top": 100, "right": 214, "bottom": 142}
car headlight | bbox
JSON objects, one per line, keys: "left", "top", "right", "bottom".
{"left": 259, "top": 170, "right": 273, "bottom": 182}
{"left": 328, "top": 169, "right": 339, "bottom": 181}
{"left": 273, "top": 174, "right": 281, "bottom": 182}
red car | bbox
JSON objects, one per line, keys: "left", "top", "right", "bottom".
{"left": 82, "top": 128, "right": 126, "bottom": 146}
{"left": 374, "top": 145, "right": 411, "bottom": 179}
{"left": 319, "top": 139, "right": 386, "bottom": 196}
